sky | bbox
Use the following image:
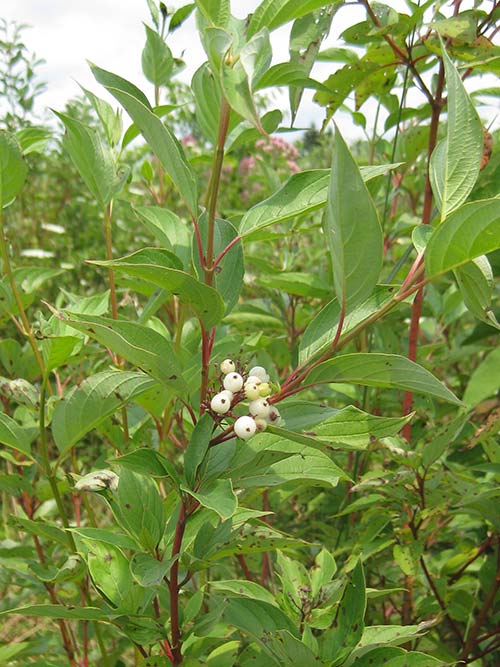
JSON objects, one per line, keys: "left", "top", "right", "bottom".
{"left": 2, "top": 0, "right": 499, "bottom": 141}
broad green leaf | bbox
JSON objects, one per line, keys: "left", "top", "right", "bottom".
{"left": 463, "top": 346, "right": 500, "bottom": 407}
{"left": 247, "top": 0, "right": 339, "bottom": 36}
{"left": 0, "top": 412, "right": 32, "bottom": 457}
{"left": 312, "top": 405, "right": 413, "bottom": 449}
{"left": 80, "top": 86, "right": 122, "bottom": 147}
{"left": 455, "top": 255, "right": 500, "bottom": 329}
{"left": 183, "top": 478, "right": 237, "bottom": 520}
{"left": 0, "top": 605, "right": 111, "bottom": 621}
{"left": 69, "top": 527, "right": 138, "bottom": 551}
{"left": 192, "top": 63, "right": 221, "bottom": 144}
{"left": 16, "top": 126, "right": 52, "bottom": 155}
{"left": 221, "top": 597, "right": 298, "bottom": 638}
{"left": 133, "top": 207, "right": 191, "bottom": 268}
{"left": 130, "top": 552, "right": 173, "bottom": 587}
{"left": 264, "top": 630, "right": 323, "bottom": 666}
{"left": 276, "top": 550, "right": 310, "bottom": 617}
{"left": 111, "top": 468, "right": 165, "bottom": 552}
{"left": 184, "top": 413, "right": 214, "bottom": 488}
{"left": 53, "top": 111, "right": 122, "bottom": 206}
{"left": 256, "top": 271, "right": 333, "bottom": 299}
{"left": 109, "top": 448, "right": 180, "bottom": 485}
{"left": 0, "top": 130, "right": 27, "bottom": 206}
{"left": 324, "top": 127, "right": 382, "bottom": 311}
{"left": 169, "top": 4, "right": 196, "bottom": 32}
{"left": 142, "top": 24, "right": 173, "bottom": 87}
{"left": 429, "top": 46, "right": 483, "bottom": 220}
{"left": 52, "top": 370, "right": 157, "bottom": 454}
{"left": 210, "top": 580, "right": 278, "bottom": 607}
{"left": 307, "top": 353, "right": 462, "bottom": 405}
{"left": 41, "top": 335, "right": 80, "bottom": 373}
{"left": 193, "top": 214, "right": 244, "bottom": 314}
{"left": 299, "top": 285, "right": 398, "bottom": 364}
{"left": 89, "top": 249, "right": 225, "bottom": 329}
{"left": 288, "top": 8, "right": 335, "bottom": 123}
{"left": 60, "top": 312, "right": 187, "bottom": 393}
{"left": 311, "top": 548, "right": 337, "bottom": 599}
{"left": 196, "top": 0, "right": 231, "bottom": 26}
{"left": 239, "top": 164, "right": 399, "bottom": 236}
{"left": 12, "top": 516, "right": 68, "bottom": 547}
{"left": 425, "top": 199, "right": 500, "bottom": 278}
{"left": 90, "top": 63, "right": 198, "bottom": 214}
{"left": 83, "top": 539, "right": 143, "bottom": 611}
{"left": 320, "top": 561, "right": 365, "bottom": 663}
{"left": 352, "top": 623, "right": 429, "bottom": 653}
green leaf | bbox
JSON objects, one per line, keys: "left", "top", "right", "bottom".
{"left": 88, "top": 249, "right": 225, "bottom": 329}
{"left": 196, "top": 0, "right": 231, "bottom": 26}
{"left": 109, "top": 448, "right": 180, "bottom": 485}
{"left": 112, "top": 468, "right": 165, "bottom": 552}
{"left": 84, "top": 539, "right": 143, "bottom": 611}
{"left": 0, "top": 605, "right": 111, "bottom": 621}
{"left": 80, "top": 86, "right": 122, "bottom": 147}
{"left": 192, "top": 63, "right": 221, "bottom": 144}
{"left": 41, "top": 335, "right": 80, "bottom": 373}
{"left": 239, "top": 165, "right": 398, "bottom": 236}
{"left": 90, "top": 63, "right": 198, "bottom": 214}
{"left": 193, "top": 214, "right": 244, "bottom": 314}
{"left": 352, "top": 623, "right": 429, "bottom": 654}
{"left": 183, "top": 478, "right": 237, "bottom": 520}
{"left": 169, "top": 4, "right": 196, "bottom": 32}
{"left": 463, "top": 346, "right": 500, "bottom": 407}
{"left": 311, "top": 548, "right": 337, "bottom": 599}
{"left": 312, "top": 405, "right": 413, "bottom": 449}
{"left": 320, "top": 561, "right": 365, "bottom": 663}
{"left": 0, "top": 130, "right": 28, "bottom": 206}
{"left": 142, "top": 24, "right": 173, "bottom": 86}
{"left": 426, "top": 199, "right": 500, "bottom": 278}
{"left": 299, "top": 285, "right": 398, "bottom": 364}
{"left": 52, "top": 370, "right": 157, "bottom": 454}
{"left": 13, "top": 516, "right": 68, "bottom": 547}
{"left": 247, "top": 0, "right": 338, "bottom": 36}
{"left": 429, "top": 46, "right": 483, "bottom": 220}
{"left": 134, "top": 207, "right": 191, "bottom": 269}
{"left": 221, "top": 597, "right": 298, "bottom": 638}
{"left": 0, "top": 412, "right": 32, "bottom": 457}
{"left": 184, "top": 413, "right": 214, "bottom": 488}
{"left": 52, "top": 111, "right": 122, "bottom": 206}
{"left": 69, "top": 527, "right": 138, "bottom": 551}
{"left": 256, "top": 271, "right": 332, "bottom": 299}
{"left": 306, "top": 353, "right": 462, "bottom": 405}
{"left": 455, "top": 255, "right": 500, "bottom": 329}
{"left": 17, "top": 126, "right": 52, "bottom": 155}
{"left": 130, "top": 552, "right": 173, "bottom": 587}
{"left": 61, "top": 312, "right": 187, "bottom": 394}
{"left": 210, "top": 579, "right": 278, "bottom": 607}
{"left": 324, "top": 126, "right": 382, "bottom": 312}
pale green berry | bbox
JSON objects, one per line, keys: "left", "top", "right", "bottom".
{"left": 249, "top": 366, "right": 269, "bottom": 383}
{"left": 220, "top": 359, "right": 235, "bottom": 375}
{"left": 210, "top": 392, "right": 232, "bottom": 414}
{"left": 255, "top": 417, "right": 267, "bottom": 432}
{"left": 258, "top": 382, "right": 271, "bottom": 397}
{"left": 245, "top": 374, "right": 262, "bottom": 386}
{"left": 245, "top": 382, "right": 261, "bottom": 400}
{"left": 223, "top": 372, "right": 244, "bottom": 392}
{"left": 249, "top": 398, "right": 271, "bottom": 418}
{"left": 234, "top": 415, "right": 257, "bottom": 440}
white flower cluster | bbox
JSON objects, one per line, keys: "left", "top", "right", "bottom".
{"left": 210, "top": 360, "right": 281, "bottom": 440}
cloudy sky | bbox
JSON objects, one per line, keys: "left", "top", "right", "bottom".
{"left": 2, "top": 0, "right": 498, "bottom": 140}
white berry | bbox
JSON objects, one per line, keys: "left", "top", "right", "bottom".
{"left": 210, "top": 392, "right": 232, "bottom": 414}
{"left": 249, "top": 398, "right": 271, "bottom": 418}
{"left": 249, "top": 366, "right": 269, "bottom": 383}
{"left": 268, "top": 406, "right": 281, "bottom": 423}
{"left": 223, "top": 372, "right": 244, "bottom": 392}
{"left": 220, "top": 389, "right": 233, "bottom": 400}
{"left": 234, "top": 415, "right": 257, "bottom": 440}
{"left": 220, "top": 359, "right": 235, "bottom": 375}
{"left": 245, "top": 382, "right": 261, "bottom": 400}
{"left": 245, "top": 374, "right": 262, "bottom": 386}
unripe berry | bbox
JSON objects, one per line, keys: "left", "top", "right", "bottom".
{"left": 255, "top": 417, "right": 267, "bottom": 432}
{"left": 249, "top": 398, "right": 271, "bottom": 418}
{"left": 245, "top": 374, "right": 262, "bottom": 386}
{"left": 249, "top": 366, "right": 269, "bottom": 383}
{"left": 244, "top": 382, "right": 261, "bottom": 400}
{"left": 234, "top": 415, "right": 257, "bottom": 440}
{"left": 210, "top": 392, "right": 232, "bottom": 414}
{"left": 220, "top": 359, "right": 235, "bottom": 375}
{"left": 223, "top": 372, "right": 244, "bottom": 392}
{"left": 258, "top": 382, "right": 271, "bottom": 397}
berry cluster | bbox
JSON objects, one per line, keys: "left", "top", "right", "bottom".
{"left": 209, "top": 359, "right": 281, "bottom": 440}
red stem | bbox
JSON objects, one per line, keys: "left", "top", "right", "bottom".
{"left": 169, "top": 502, "right": 187, "bottom": 665}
